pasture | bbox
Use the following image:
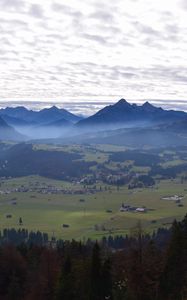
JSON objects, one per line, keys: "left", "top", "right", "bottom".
{"left": 0, "top": 175, "right": 187, "bottom": 240}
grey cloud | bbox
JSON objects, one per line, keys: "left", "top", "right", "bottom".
{"left": 141, "top": 37, "right": 165, "bottom": 49}
{"left": 29, "top": 4, "right": 44, "bottom": 18}
{"left": 81, "top": 33, "right": 108, "bottom": 44}
{"left": 96, "top": 24, "right": 121, "bottom": 35}
{"left": 133, "top": 21, "right": 162, "bottom": 37}
{"left": 89, "top": 10, "right": 114, "bottom": 22}
{"left": 180, "top": 0, "right": 187, "bottom": 9}
{"left": 117, "top": 72, "right": 137, "bottom": 79}
{"left": 0, "top": 18, "right": 27, "bottom": 27}
{"left": 165, "top": 24, "right": 179, "bottom": 34}
{"left": 0, "top": 49, "right": 18, "bottom": 55}
{"left": 52, "top": 3, "right": 83, "bottom": 18}
{"left": 45, "top": 33, "right": 69, "bottom": 43}
{"left": 80, "top": 32, "right": 119, "bottom": 47}
{"left": 58, "top": 62, "right": 138, "bottom": 84}
{"left": 0, "top": 0, "right": 24, "bottom": 9}
{"left": 90, "top": 0, "right": 120, "bottom": 14}
{"left": 0, "top": 37, "right": 12, "bottom": 46}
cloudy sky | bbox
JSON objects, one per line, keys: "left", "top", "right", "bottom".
{"left": 0, "top": 0, "right": 187, "bottom": 114}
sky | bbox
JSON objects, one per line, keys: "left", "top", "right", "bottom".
{"left": 0, "top": 0, "right": 187, "bottom": 115}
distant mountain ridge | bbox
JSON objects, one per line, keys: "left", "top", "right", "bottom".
{"left": 0, "top": 105, "right": 82, "bottom": 126}
{"left": 0, "top": 99, "right": 187, "bottom": 142}
{"left": 0, "top": 105, "right": 82, "bottom": 140}
{"left": 77, "top": 99, "right": 187, "bottom": 128}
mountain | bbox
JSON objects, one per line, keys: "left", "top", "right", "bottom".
{"left": 0, "top": 106, "right": 36, "bottom": 122}
{"left": 1, "top": 115, "right": 30, "bottom": 127}
{"left": 0, "top": 106, "right": 82, "bottom": 139}
{"left": 0, "top": 116, "right": 25, "bottom": 141}
{"left": 76, "top": 99, "right": 187, "bottom": 129}
{"left": 0, "top": 106, "right": 82, "bottom": 125}
{"left": 55, "top": 107, "right": 82, "bottom": 123}
{"left": 45, "top": 117, "right": 72, "bottom": 128}
{"left": 33, "top": 106, "right": 81, "bottom": 125}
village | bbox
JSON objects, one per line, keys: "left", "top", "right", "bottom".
{"left": 0, "top": 184, "right": 100, "bottom": 196}
{"left": 0, "top": 169, "right": 140, "bottom": 197}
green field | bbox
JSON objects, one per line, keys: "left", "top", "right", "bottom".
{"left": 0, "top": 175, "right": 187, "bottom": 240}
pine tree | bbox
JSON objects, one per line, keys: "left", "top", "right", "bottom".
{"left": 159, "top": 220, "right": 185, "bottom": 300}
{"left": 7, "top": 273, "right": 22, "bottom": 300}
{"left": 101, "top": 258, "right": 113, "bottom": 300}
{"left": 55, "top": 256, "right": 75, "bottom": 300}
{"left": 90, "top": 242, "right": 102, "bottom": 300}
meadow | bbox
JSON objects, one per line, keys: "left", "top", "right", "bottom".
{"left": 0, "top": 174, "right": 186, "bottom": 240}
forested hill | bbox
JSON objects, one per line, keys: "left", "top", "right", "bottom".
{"left": 0, "top": 216, "right": 186, "bottom": 299}
{"left": 0, "top": 143, "right": 96, "bottom": 179}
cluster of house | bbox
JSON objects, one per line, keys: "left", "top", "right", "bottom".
{"left": 161, "top": 195, "right": 184, "bottom": 207}
{"left": 0, "top": 190, "right": 11, "bottom": 195}
{"left": 104, "top": 174, "right": 131, "bottom": 185}
{"left": 162, "top": 195, "right": 183, "bottom": 201}
{"left": 78, "top": 171, "right": 133, "bottom": 186}
{"left": 0, "top": 184, "right": 99, "bottom": 196}
{"left": 39, "top": 188, "right": 97, "bottom": 195}
{"left": 119, "top": 203, "right": 147, "bottom": 213}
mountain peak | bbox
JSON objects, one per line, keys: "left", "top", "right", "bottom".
{"left": 50, "top": 105, "right": 58, "bottom": 110}
{"left": 143, "top": 101, "right": 153, "bottom": 107}
{"left": 43, "top": 106, "right": 59, "bottom": 112}
{"left": 114, "top": 98, "right": 131, "bottom": 107}
{"left": 142, "top": 101, "right": 157, "bottom": 111}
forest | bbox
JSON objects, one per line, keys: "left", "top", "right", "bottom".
{"left": 0, "top": 216, "right": 186, "bottom": 300}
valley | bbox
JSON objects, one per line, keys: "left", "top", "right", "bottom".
{"left": 1, "top": 99, "right": 187, "bottom": 240}
{"left": 0, "top": 142, "right": 187, "bottom": 239}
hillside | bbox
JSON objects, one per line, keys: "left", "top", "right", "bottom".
{"left": 0, "top": 116, "right": 25, "bottom": 141}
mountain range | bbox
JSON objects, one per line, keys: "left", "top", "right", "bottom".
{"left": 0, "top": 105, "right": 82, "bottom": 125}
{"left": 0, "top": 105, "right": 82, "bottom": 139}
{"left": 0, "top": 99, "right": 187, "bottom": 143}
{"left": 76, "top": 99, "right": 187, "bottom": 128}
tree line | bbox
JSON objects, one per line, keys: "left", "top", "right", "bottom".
{"left": 0, "top": 216, "right": 187, "bottom": 299}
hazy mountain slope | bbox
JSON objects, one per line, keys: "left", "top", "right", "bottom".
{"left": 1, "top": 115, "right": 30, "bottom": 127}
{"left": 163, "top": 119, "right": 187, "bottom": 133}
{"left": 0, "top": 116, "right": 25, "bottom": 141}
{"left": 31, "top": 117, "right": 73, "bottom": 139}
{"left": 85, "top": 128, "right": 186, "bottom": 147}
{"left": 44, "top": 118, "right": 72, "bottom": 127}
{"left": 51, "top": 119, "right": 187, "bottom": 147}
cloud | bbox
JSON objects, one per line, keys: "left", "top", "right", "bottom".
{"left": 0, "top": 0, "right": 24, "bottom": 9}
{"left": 81, "top": 33, "right": 109, "bottom": 45}
{"left": 89, "top": 10, "right": 114, "bottom": 22}
{"left": 29, "top": 4, "right": 44, "bottom": 18}
{"left": 133, "top": 21, "right": 162, "bottom": 37}
{"left": 180, "top": 0, "right": 187, "bottom": 9}
{"left": 52, "top": 3, "right": 83, "bottom": 18}
{"left": 0, "top": 0, "right": 186, "bottom": 108}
